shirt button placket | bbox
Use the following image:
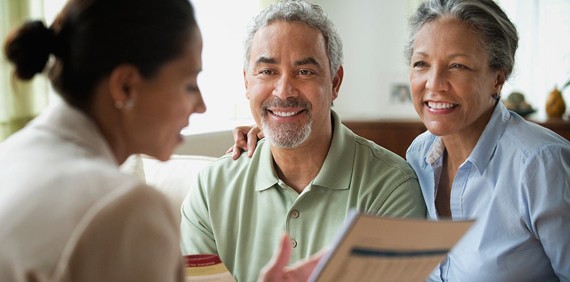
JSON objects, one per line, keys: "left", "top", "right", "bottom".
{"left": 291, "top": 210, "right": 300, "bottom": 218}
{"left": 289, "top": 210, "right": 300, "bottom": 249}
{"left": 290, "top": 239, "right": 298, "bottom": 248}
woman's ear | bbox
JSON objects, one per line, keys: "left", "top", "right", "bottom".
{"left": 109, "top": 65, "right": 141, "bottom": 109}
{"left": 494, "top": 70, "right": 507, "bottom": 94}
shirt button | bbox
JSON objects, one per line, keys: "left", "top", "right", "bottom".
{"left": 291, "top": 239, "right": 298, "bottom": 248}
{"left": 291, "top": 210, "right": 300, "bottom": 218}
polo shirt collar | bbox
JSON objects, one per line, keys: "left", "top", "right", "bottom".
{"left": 253, "top": 110, "right": 352, "bottom": 191}
{"left": 312, "top": 110, "right": 353, "bottom": 190}
{"left": 254, "top": 139, "right": 280, "bottom": 191}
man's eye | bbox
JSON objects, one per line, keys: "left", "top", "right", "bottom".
{"left": 259, "top": 69, "right": 273, "bottom": 75}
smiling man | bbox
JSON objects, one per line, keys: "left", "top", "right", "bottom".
{"left": 180, "top": 1, "right": 425, "bottom": 281}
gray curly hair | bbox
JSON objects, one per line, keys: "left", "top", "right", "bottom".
{"left": 243, "top": 0, "right": 343, "bottom": 79}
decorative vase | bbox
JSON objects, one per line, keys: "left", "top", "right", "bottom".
{"left": 545, "top": 87, "right": 566, "bottom": 119}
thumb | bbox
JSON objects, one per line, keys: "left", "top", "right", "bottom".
{"left": 271, "top": 233, "right": 292, "bottom": 271}
{"left": 286, "top": 246, "right": 328, "bottom": 281}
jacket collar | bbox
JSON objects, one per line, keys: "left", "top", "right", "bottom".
{"left": 32, "top": 101, "right": 118, "bottom": 166}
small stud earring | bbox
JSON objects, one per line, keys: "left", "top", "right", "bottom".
{"left": 114, "top": 101, "right": 124, "bottom": 109}
{"left": 114, "top": 100, "right": 133, "bottom": 110}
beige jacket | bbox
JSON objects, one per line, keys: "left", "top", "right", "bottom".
{"left": 0, "top": 102, "right": 184, "bottom": 282}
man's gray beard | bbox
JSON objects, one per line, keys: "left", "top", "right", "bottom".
{"left": 261, "top": 117, "right": 312, "bottom": 148}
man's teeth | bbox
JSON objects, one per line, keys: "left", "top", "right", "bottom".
{"left": 273, "top": 111, "right": 298, "bottom": 117}
{"left": 427, "top": 102, "right": 456, "bottom": 109}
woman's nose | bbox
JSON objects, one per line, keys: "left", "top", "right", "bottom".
{"left": 191, "top": 90, "right": 207, "bottom": 114}
{"left": 426, "top": 67, "right": 449, "bottom": 92}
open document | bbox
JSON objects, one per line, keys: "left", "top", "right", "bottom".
{"left": 309, "top": 211, "right": 474, "bottom": 282}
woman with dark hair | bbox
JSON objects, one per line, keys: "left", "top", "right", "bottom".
{"left": 1, "top": 0, "right": 322, "bottom": 279}
{"left": 0, "top": 0, "right": 205, "bottom": 280}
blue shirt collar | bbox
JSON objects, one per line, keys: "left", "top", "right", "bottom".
{"left": 469, "top": 102, "right": 511, "bottom": 174}
{"left": 424, "top": 102, "right": 511, "bottom": 175}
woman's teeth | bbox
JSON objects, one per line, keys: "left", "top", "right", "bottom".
{"left": 427, "top": 102, "right": 456, "bottom": 109}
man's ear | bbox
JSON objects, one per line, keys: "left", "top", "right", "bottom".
{"left": 243, "top": 69, "right": 250, "bottom": 99}
{"left": 331, "top": 65, "right": 344, "bottom": 101}
{"left": 109, "top": 65, "right": 141, "bottom": 108}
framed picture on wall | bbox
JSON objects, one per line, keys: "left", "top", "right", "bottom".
{"left": 390, "top": 83, "right": 412, "bottom": 104}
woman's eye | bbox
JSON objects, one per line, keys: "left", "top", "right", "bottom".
{"left": 412, "top": 61, "right": 427, "bottom": 68}
{"left": 451, "top": 63, "right": 467, "bottom": 69}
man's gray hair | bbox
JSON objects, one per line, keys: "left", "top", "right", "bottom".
{"left": 244, "top": 0, "right": 343, "bottom": 78}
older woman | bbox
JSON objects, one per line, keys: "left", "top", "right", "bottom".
{"left": 405, "top": 0, "right": 570, "bottom": 280}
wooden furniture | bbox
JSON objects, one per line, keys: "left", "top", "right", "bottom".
{"left": 533, "top": 118, "right": 570, "bottom": 141}
{"left": 343, "top": 119, "right": 426, "bottom": 159}
{"left": 343, "top": 118, "right": 570, "bottom": 159}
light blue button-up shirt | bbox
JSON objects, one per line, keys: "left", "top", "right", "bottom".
{"left": 407, "top": 102, "right": 570, "bottom": 282}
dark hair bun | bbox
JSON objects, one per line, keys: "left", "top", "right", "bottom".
{"left": 4, "top": 20, "right": 55, "bottom": 80}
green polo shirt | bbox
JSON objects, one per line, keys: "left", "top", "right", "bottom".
{"left": 180, "top": 111, "right": 426, "bottom": 282}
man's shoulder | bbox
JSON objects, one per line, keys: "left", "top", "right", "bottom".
{"left": 200, "top": 153, "right": 250, "bottom": 173}
{"left": 199, "top": 141, "right": 269, "bottom": 176}
{"left": 352, "top": 134, "right": 406, "bottom": 163}
{"left": 351, "top": 134, "right": 417, "bottom": 177}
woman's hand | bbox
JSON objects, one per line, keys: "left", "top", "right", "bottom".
{"left": 227, "top": 125, "right": 264, "bottom": 160}
{"left": 258, "top": 233, "right": 326, "bottom": 282}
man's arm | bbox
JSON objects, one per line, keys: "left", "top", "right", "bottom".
{"left": 377, "top": 177, "right": 427, "bottom": 219}
{"left": 180, "top": 175, "right": 218, "bottom": 255}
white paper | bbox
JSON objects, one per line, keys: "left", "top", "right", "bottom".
{"left": 309, "top": 211, "right": 474, "bottom": 282}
